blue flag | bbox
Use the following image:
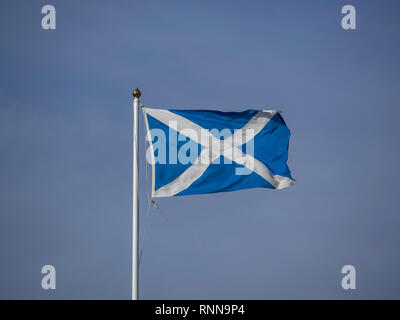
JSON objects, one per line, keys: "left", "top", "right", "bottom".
{"left": 143, "top": 108, "right": 294, "bottom": 197}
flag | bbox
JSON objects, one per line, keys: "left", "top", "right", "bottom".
{"left": 143, "top": 108, "right": 294, "bottom": 197}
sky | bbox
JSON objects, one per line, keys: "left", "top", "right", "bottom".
{"left": 0, "top": 0, "right": 400, "bottom": 299}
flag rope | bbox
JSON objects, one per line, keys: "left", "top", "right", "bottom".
{"left": 138, "top": 109, "right": 152, "bottom": 268}
{"left": 138, "top": 108, "right": 167, "bottom": 268}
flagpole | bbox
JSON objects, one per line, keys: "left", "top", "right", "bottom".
{"left": 132, "top": 88, "right": 141, "bottom": 300}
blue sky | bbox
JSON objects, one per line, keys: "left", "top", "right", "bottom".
{"left": 1, "top": 0, "right": 400, "bottom": 299}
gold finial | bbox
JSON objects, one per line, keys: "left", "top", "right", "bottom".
{"left": 132, "top": 88, "right": 142, "bottom": 99}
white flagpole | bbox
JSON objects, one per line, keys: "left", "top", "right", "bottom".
{"left": 132, "top": 88, "right": 141, "bottom": 300}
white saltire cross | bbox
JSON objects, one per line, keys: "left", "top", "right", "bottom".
{"left": 143, "top": 108, "right": 294, "bottom": 197}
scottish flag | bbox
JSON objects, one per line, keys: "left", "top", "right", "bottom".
{"left": 143, "top": 108, "right": 294, "bottom": 197}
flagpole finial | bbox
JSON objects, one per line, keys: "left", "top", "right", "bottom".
{"left": 132, "top": 88, "right": 142, "bottom": 99}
